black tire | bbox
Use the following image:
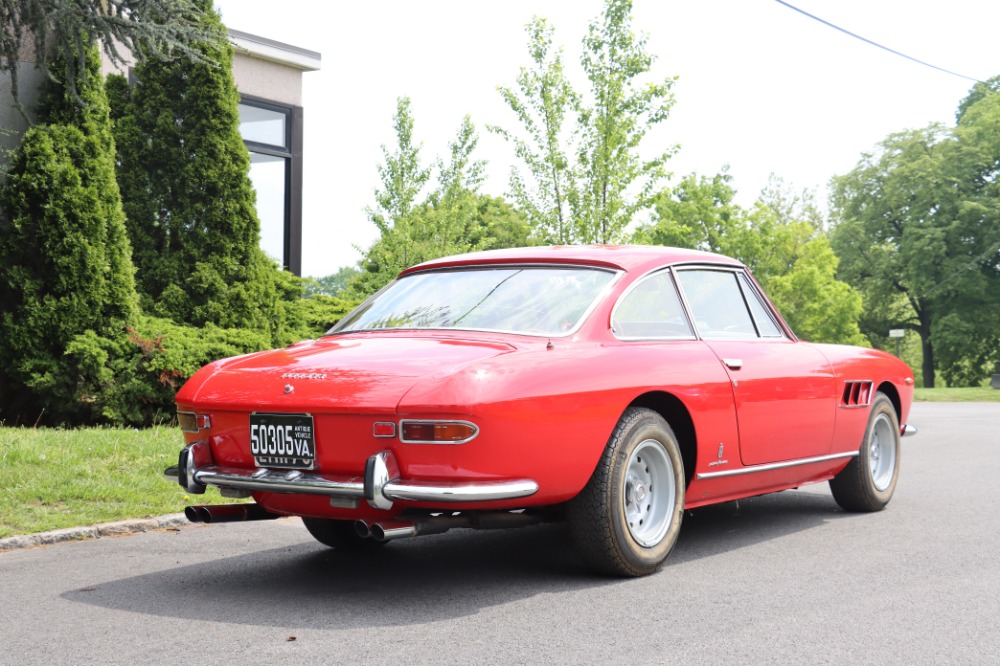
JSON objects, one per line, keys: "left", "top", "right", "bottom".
{"left": 830, "top": 392, "right": 901, "bottom": 512}
{"left": 567, "top": 407, "right": 685, "bottom": 577}
{"left": 301, "top": 517, "right": 386, "bottom": 550}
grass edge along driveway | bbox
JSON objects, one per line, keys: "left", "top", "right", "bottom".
{"left": 0, "top": 425, "right": 232, "bottom": 538}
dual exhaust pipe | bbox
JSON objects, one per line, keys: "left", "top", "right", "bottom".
{"left": 185, "top": 503, "right": 550, "bottom": 542}
{"left": 184, "top": 503, "right": 280, "bottom": 524}
{"left": 355, "top": 510, "right": 548, "bottom": 543}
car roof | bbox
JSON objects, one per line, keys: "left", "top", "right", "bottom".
{"left": 399, "top": 244, "right": 744, "bottom": 277}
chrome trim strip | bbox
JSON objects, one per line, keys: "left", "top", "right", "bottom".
{"left": 696, "top": 451, "right": 858, "bottom": 480}
{"left": 191, "top": 465, "right": 539, "bottom": 504}
{"left": 901, "top": 424, "right": 918, "bottom": 437}
{"left": 385, "top": 479, "right": 539, "bottom": 503}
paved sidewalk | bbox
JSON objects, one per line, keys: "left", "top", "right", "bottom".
{"left": 0, "top": 513, "right": 189, "bottom": 551}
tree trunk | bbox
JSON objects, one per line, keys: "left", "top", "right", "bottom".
{"left": 920, "top": 321, "right": 935, "bottom": 388}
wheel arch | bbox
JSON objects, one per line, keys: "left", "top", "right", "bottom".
{"left": 628, "top": 391, "right": 697, "bottom": 486}
{"left": 876, "top": 381, "right": 902, "bottom": 421}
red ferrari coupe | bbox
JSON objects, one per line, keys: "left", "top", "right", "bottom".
{"left": 167, "top": 245, "right": 916, "bottom": 576}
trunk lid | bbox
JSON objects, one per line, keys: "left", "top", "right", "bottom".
{"left": 179, "top": 334, "right": 517, "bottom": 413}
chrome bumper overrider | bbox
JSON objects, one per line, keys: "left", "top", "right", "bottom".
{"left": 164, "top": 441, "right": 539, "bottom": 511}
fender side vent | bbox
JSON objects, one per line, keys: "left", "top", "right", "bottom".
{"left": 841, "top": 380, "right": 874, "bottom": 408}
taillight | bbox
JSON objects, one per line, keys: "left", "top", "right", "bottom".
{"left": 399, "top": 420, "right": 479, "bottom": 444}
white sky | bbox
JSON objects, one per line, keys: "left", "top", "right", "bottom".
{"left": 213, "top": 0, "right": 1000, "bottom": 277}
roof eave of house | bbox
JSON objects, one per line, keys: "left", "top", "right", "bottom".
{"left": 228, "top": 29, "right": 321, "bottom": 71}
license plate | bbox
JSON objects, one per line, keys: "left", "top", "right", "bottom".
{"left": 249, "top": 413, "right": 316, "bottom": 469}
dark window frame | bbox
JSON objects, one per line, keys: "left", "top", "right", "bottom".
{"left": 239, "top": 94, "right": 304, "bottom": 275}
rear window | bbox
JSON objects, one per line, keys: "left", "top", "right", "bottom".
{"left": 330, "top": 266, "right": 617, "bottom": 337}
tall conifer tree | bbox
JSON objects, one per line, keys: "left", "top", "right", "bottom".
{"left": 111, "top": 0, "right": 287, "bottom": 340}
{"left": 0, "top": 45, "right": 139, "bottom": 423}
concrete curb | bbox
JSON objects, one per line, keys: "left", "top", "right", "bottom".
{"left": 0, "top": 513, "right": 190, "bottom": 552}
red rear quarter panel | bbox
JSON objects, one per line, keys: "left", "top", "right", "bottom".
{"left": 397, "top": 338, "right": 738, "bottom": 503}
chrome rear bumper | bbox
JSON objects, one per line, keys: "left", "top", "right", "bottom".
{"left": 164, "top": 441, "right": 538, "bottom": 511}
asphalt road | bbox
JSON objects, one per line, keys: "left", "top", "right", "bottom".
{"left": 1, "top": 402, "right": 998, "bottom": 666}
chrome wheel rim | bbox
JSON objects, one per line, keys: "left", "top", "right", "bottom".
{"left": 624, "top": 439, "right": 676, "bottom": 547}
{"left": 869, "top": 413, "right": 897, "bottom": 492}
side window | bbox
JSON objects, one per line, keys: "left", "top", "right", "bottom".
{"left": 675, "top": 269, "right": 757, "bottom": 340}
{"left": 613, "top": 271, "right": 694, "bottom": 339}
{"left": 738, "top": 273, "right": 784, "bottom": 338}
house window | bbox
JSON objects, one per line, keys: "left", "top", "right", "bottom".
{"left": 238, "top": 95, "right": 303, "bottom": 274}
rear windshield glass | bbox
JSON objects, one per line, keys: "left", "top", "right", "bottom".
{"left": 330, "top": 267, "right": 616, "bottom": 337}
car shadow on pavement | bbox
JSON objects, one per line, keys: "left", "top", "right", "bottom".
{"left": 61, "top": 488, "right": 854, "bottom": 628}
{"left": 673, "top": 487, "right": 849, "bottom": 564}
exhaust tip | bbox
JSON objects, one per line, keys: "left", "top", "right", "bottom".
{"left": 371, "top": 521, "right": 418, "bottom": 542}
{"left": 354, "top": 520, "right": 371, "bottom": 538}
{"left": 184, "top": 506, "right": 208, "bottom": 523}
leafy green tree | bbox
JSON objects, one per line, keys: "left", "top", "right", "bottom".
{"left": 111, "top": 0, "right": 292, "bottom": 343}
{"left": 0, "top": 45, "right": 139, "bottom": 424}
{"left": 353, "top": 101, "right": 533, "bottom": 298}
{"left": 492, "top": 18, "right": 579, "bottom": 244}
{"left": 634, "top": 170, "right": 746, "bottom": 253}
{"left": 635, "top": 170, "right": 865, "bottom": 344}
{"left": 831, "top": 91, "right": 1000, "bottom": 386}
{"left": 574, "top": 0, "right": 676, "bottom": 243}
{"left": 0, "top": 0, "right": 217, "bottom": 112}
{"left": 353, "top": 193, "right": 533, "bottom": 298}
{"left": 365, "top": 96, "right": 432, "bottom": 237}
{"left": 434, "top": 115, "right": 486, "bottom": 203}
{"left": 955, "top": 75, "right": 1000, "bottom": 123}
{"left": 305, "top": 266, "right": 362, "bottom": 298}
{"left": 756, "top": 174, "right": 825, "bottom": 229}
{"left": 494, "top": 0, "right": 675, "bottom": 244}
{"left": 764, "top": 237, "right": 866, "bottom": 345}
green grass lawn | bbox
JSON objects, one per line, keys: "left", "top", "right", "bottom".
{"left": 913, "top": 386, "right": 1000, "bottom": 402}
{"left": 0, "top": 426, "right": 232, "bottom": 538}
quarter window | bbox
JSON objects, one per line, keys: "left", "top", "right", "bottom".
{"left": 613, "top": 271, "right": 693, "bottom": 339}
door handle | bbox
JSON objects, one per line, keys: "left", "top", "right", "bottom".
{"left": 723, "top": 358, "right": 743, "bottom": 370}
